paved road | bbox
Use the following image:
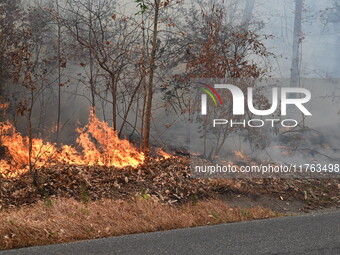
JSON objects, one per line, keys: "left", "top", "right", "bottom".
{"left": 1, "top": 211, "right": 339, "bottom": 255}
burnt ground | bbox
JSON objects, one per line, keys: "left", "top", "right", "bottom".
{"left": 0, "top": 156, "right": 339, "bottom": 213}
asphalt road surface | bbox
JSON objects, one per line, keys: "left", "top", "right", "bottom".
{"left": 1, "top": 211, "right": 339, "bottom": 255}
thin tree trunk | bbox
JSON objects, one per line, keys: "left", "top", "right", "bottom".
{"left": 111, "top": 75, "right": 117, "bottom": 131}
{"left": 56, "top": 0, "right": 61, "bottom": 139}
{"left": 28, "top": 89, "right": 38, "bottom": 186}
{"left": 139, "top": 13, "right": 147, "bottom": 152}
{"left": 118, "top": 77, "right": 143, "bottom": 136}
{"left": 290, "top": 0, "right": 303, "bottom": 88}
{"left": 143, "top": 0, "right": 160, "bottom": 155}
{"left": 140, "top": 78, "right": 146, "bottom": 151}
{"left": 88, "top": 0, "right": 95, "bottom": 108}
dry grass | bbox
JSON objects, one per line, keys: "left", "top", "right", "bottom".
{"left": 0, "top": 197, "right": 277, "bottom": 250}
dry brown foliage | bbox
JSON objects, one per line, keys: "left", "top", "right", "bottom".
{"left": 0, "top": 197, "right": 276, "bottom": 250}
{"left": 1, "top": 156, "right": 339, "bottom": 211}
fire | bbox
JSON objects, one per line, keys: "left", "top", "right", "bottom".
{"left": 0, "top": 103, "right": 9, "bottom": 109}
{"left": 233, "top": 150, "right": 249, "bottom": 161}
{"left": 0, "top": 121, "right": 58, "bottom": 177}
{"left": 60, "top": 111, "right": 145, "bottom": 168}
{"left": 0, "top": 111, "right": 145, "bottom": 178}
{"left": 156, "top": 148, "right": 172, "bottom": 159}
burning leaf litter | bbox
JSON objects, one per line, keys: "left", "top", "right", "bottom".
{"left": 0, "top": 111, "right": 148, "bottom": 178}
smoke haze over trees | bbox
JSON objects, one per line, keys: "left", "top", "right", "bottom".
{"left": 0, "top": 0, "right": 340, "bottom": 164}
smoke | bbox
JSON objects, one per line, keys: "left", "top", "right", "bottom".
{"left": 4, "top": 0, "right": 340, "bottom": 157}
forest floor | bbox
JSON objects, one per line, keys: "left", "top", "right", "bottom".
{"left": 0, "top": 156, "right": 339, "bottom": 249}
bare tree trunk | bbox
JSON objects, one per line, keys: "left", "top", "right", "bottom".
{"left": 290, "top": 0, "right": 303, "bottom": 88}
{"left": 143, "top": 0, "right": 160, "bottom": 155}
{"left": 140, "top": 78, "right": 146, "bottom": 151}
{"left": 56, "top": 0, "right": 62, "bottom": 139}
{"left": 89, "top": 53, "right": 95, "bottom": 108}
{"left": 139, "top": 13, "right": 147, "bottom": 151}
{"left": 88, "top": 0, "right": 96, "bottom": 108}
{"left": 28, "top": 89, "right": 38, "bottom": 186}
{"left": 111, "top": 74, "right": 117, "bottom": 131}
{"left": 119, "top": 77, "right": 143, "bottom": 136}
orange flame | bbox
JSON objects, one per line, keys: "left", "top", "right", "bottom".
{"left": 156, "top": 148, "right": 172, "bottom": 159}
{"left": 0, "top": 111, "right": 145, "bottom": 178}
{"left": 233, "top": 150, "right": 249, "bottom": 161}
